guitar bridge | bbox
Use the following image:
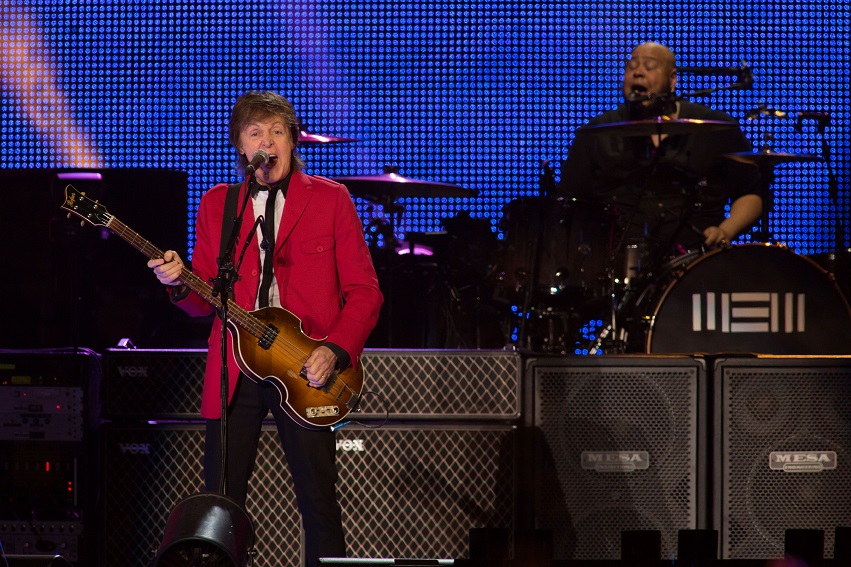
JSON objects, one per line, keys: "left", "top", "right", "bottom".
{"left": 258, "top": 324, "right": 279, "bottom": 349}
{"left": 306, "top": 405, "right": 341, "bottom": 419}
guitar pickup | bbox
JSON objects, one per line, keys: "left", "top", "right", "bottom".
{"left": 305, "top": 405, "right": 341, "bottom": 418}
{"left": 257, "top": 324, "right": 279, "bottom": 349}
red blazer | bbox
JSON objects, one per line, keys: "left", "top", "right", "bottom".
{"left": 174, "top": 170, "right": 383, "bottom": 418}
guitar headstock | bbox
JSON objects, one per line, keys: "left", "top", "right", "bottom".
{"left": 61, "top": 184, "right": 112, "bottom": 227}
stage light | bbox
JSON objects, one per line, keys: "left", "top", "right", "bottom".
{"left": 151, "top": 493, "right": 254, "bottom": 567}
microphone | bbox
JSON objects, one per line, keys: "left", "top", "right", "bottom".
{"left": 677, "top": 64, "right": 748, "bottom": 75}
{"left": 678, "top": 63, "right": 754, "bottom": 89}
{"left": 244, "top": 149, "right": 270, "bottom": 176}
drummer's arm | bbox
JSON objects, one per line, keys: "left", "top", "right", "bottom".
{"left": 705, "top": 194, "right": 763, "bottom": 246}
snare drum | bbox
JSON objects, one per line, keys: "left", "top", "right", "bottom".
{"left": 646, "top": 244, "right": 851, "bottom": 354}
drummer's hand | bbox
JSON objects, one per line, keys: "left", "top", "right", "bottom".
{"left": 148, "top": 250, "right": 185, "bottom": 286}
{"left": 703, "top": 226, "right": 730, "bottom": 248}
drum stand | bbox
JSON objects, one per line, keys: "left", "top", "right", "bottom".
{"left": 514, "top": 162, "right": 556, "bottom": 350}
{"left": 589, "top": 166, "right": 707, "bottom": 354}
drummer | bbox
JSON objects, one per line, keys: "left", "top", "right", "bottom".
{"left": 559, "top": 42, "right": 762, "bottom": 267}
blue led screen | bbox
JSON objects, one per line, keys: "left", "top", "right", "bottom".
{"left": 2, "top": 0, "right": 848, "bottom": 257}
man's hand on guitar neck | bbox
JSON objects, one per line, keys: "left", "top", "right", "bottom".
{"left": 148, "top": 249, "right": 186, "bottom": 287}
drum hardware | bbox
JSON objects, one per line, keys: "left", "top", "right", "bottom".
{"left": 495, "top": 191, "right": 611, "bottom": 352}
{"left": 797, "top": 111, "right": 846, "bottom": 268}
{"left": 335, "top": 166, "right": 472, "bottom": 348}
{"left": 724, "top": 148, "right": 823, "bottom": 166}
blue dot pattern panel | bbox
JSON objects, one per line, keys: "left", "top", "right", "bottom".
{"left": 1, "top": 0, "right": 848, "bottom": 256}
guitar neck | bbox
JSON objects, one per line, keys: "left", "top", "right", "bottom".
{"left": 105, "top": 216, "right": 262, "bottom": 337}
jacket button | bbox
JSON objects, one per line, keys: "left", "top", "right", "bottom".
{"left": 251, "top": 269, "right": 258, "bottom": 276}
{"left": 316, "top": 246, "right": 324, "bottom": 252}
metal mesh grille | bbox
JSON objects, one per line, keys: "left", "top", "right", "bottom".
{"left": 101, "top": 349, "right": 520, "bottom": 420}
{"left": 358, "top": 350, "right": 520, "bottom": 419}
{"left": 99, "top": 423, "right": 301, "bottom": 567}
{"left": 719, "top": 358, "right": 851, "bottom": 559}
{"left": 102, "top": 349, "right": 206, "bottom": 419}
{"left": 338, "top": 424, "right": 516, "bottom": 559}
{"left": 100, "top": 423, "right": 515, "bottom": 566}
{"left": 530, "top": 357, "right": 700, "bottom": 560}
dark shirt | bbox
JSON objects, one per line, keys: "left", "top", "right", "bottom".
{"left": 559, "top": 100, "right": 761, "bottom": 258}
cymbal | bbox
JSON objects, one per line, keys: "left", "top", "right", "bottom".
{"left": 298, "top": 130, "right": 358, "bottom": 144}
{"left": 332, "top": 166, "right": 476, "bottom": 199}
{"left": 724, "top": 149, "right": 824, "bottom": 165}
{"left": 580, "top": 116, "right": 737, "bottom": 137}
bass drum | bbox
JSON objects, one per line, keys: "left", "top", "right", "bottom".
{"left": 646, "top": 244, "right": 851, "bottom": 354}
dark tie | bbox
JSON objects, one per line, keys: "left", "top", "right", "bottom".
{"left": 258, "top": 185, "right": 278, "bottom": 308}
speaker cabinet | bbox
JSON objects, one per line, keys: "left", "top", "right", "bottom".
{"left": 102, "top": 348, "right": 206, "bottom": 420}
{"left": 100, "top": 348, "right": 521, "bottom": 421}
{"left": 526, "top": 355, "right": 705, "bottom": 560}
{"left": 714, "top": 355, "right": 851, "bottom": 559}
{"left": 99, "top": 422, "right": 516, "bottom": 567}
{"left": 358, "top": 349, "right": 521, "bottom": 419}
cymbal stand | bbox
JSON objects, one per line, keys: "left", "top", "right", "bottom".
{"left": 798, "top": 113, "right": 843, "bottom": 251}
{"left": 365, "top": 195, "right": 404, "bottom": 347}
{"left": 599, "top": 128, "right": 667, "bottom": 353}
{"left": 516, "top": 163, "right": 554, "bottom": 350}
{"left": 751, "top": 132, "right": 780, "bottom": 242}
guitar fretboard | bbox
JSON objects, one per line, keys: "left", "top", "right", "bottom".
{"left": 106, "top": 215, "right": 268, "bottom": 340}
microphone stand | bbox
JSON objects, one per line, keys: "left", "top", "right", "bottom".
{"left": 802, "top": 116, "right": 842, "bottom": 252}
{"left": 211, "top": 175, "right": 256, "bottom": 496}
{"left": 151, "top": 176, "right": 261, "bottom": 567}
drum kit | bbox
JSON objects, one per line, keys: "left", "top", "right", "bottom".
{"left": 298, "top": 119, "right": 851, "bottom": 355}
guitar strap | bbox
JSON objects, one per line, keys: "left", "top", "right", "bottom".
{"left": 219, "top": 181, "right": 243, "bottom": 260}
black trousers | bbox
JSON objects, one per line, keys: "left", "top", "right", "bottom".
{"left": 204, "top": 375, "right": 346, "bottom": 567}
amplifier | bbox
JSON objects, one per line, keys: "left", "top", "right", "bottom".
{"left": 358, "top": 349, "right": 521, "bottom": 420}
{"left": 0, "top": 442, "right": 86, "bottom": 516}
{"left": 101, "top": 348, "right": 521, "bottom": 421}
{"left": 0, "top": 522, "right": 82, "bottom": 562}
{"left": 714, "top": 355, "right": 851, "bottom": 559}
{"left": 525, "top": 355, "right": 705, "bottom": 560}
{"left": 99, "top": 422, "right": 516, "bottom": 567}
{"left": 101, "top": 348, "right": 205, "bottom": 420}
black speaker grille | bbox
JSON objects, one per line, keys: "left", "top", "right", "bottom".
{"left": 102, "top": 349, "right": 205, "bottom": 419}
{"left": 99, "top": 423, "right": 300, "bottom": 567}
{"left": 358, "top": 350, "right": 521, "bottom": 419}
{"left": 100, "top": 423, "right": 515, "bottom": 567}
{"left": 530, "top": 356, "right": 701, "bottom": 560}
{"left": 718, "top": 357, "right": 851, "bottom": 559}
